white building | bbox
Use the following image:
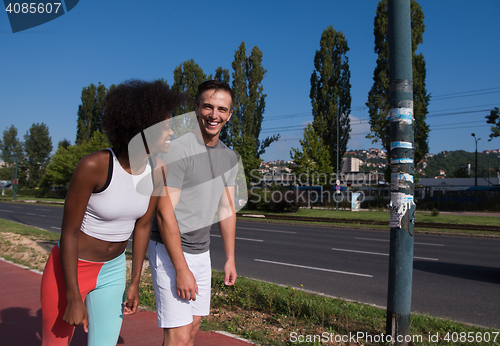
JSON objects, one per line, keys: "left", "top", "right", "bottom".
{"left": 342, "top": 157, "right": 361, "bottom": 173}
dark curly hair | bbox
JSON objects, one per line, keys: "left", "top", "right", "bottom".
{"left": 103, "top": 79, "right": 185, "bottom": 155}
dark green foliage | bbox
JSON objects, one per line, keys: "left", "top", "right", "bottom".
{"left": 76, "top": 82, "right": 115, "bottom": 145}
{"left": 310, "top": 26, "right": 351, "bottom": 172}
{"left": 40, "top": 131, "right": 110, "bottom": 190}
{"left": 23, "top": 123, "right": 52, "bottom": 188}
{"left": 172, "top": 59, "right": 207, "bottom": 115}
{"left": 290, "top": 124, "right": 334, "bottom": 186}
{"left": 211, "top": 66, "right": 230, "bottom": 84}
{"left": 57, "top": 139, "right": 71, "bottom": 150}
{"left": 486, "top": 107, "right": 500, "bottom": 141}
{"left": 246, "top": 187, "right": 302, "bottom": 213}
{"left": 366, "top": 0, "right": 430, "bottom": 165}
{"left": 0, "top": 125, "right": 24, "bottom": 165}
{"left": 225, "top": 42, "right": 279, "bottom": 181}
{"left": 0, "top": 125, "right": 28, "bottom": 187}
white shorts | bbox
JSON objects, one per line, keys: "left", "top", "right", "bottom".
{"left": 147, "top": 240, "right": 212, "bottom": 328}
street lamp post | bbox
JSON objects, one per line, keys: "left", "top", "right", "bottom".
{"left": 471, "top": 133, "right": 481, "bottom": 187}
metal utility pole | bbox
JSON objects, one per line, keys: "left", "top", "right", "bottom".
{"left": 386, "top": 0, "right": 415, "bottom": 344}
{"left": 471, "top": 133, "right": 480, "bottom": 187}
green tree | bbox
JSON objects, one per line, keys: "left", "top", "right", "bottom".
{"left": 58, "top": 138, "right": 71, "bottom": 150}
{"left": 42, "top": 130, "right": 110, "bottom": 188}
{"left": 0, "top": 125, "right": 24, "bottom": 165}
{"left": 227, "top": 42, "right": 279, "bottom": 181}
{"left": 290, "top": 124, "right": 333, "bottom": 187}
{"left": 172, "top": 59, "right": 207, "bottom": 115}
{"left": 76, "top": 82, "right": 115, "bottom": 145}
{"left": 486, "top": 107, "right": 500, "bottom": 141}
{"left": 212, "top": 67, "right": 230, "bottom": 84}
{"left": 366, "top": 0, "right": 430, "bottom": 165}
{"left": 23, "top": 123, "right": 53, "bottom": 187}
{"left": 310, "top": 26, "right": 352, "bottom": 173}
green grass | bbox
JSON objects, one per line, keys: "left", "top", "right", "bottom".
{"left": 0, "top": 196, "right": 65, "bottom": 205}
{"left": 0, "top": 218, "right": 61, "bottom": 240}
{"left": 206, "top": 271, "right": 499, "bottom": 345}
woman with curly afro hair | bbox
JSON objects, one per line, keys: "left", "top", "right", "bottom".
{"left": 41, "top": 79, "right": 185, "bottom": 346}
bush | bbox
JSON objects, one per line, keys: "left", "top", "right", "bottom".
{"left": 268, "top": 190, "right": 301, "bottom": 213}
{"left": 431, "top": 208, "right": 440, "bottom": 216}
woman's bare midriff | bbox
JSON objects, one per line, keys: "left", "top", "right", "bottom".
{"left": 77, "top": 231, "right": 128, "bottom": 262}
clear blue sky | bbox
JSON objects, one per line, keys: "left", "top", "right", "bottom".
{"left": 1, "top": 0, "right": 499, "bottom": 162}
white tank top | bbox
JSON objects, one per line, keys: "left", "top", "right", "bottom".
{"left": 80, "top": 149, "right": 153, "bottom": 242}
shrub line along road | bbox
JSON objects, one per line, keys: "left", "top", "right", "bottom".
{"left": 0, "top": 202, "right": 499, "bottom": 329}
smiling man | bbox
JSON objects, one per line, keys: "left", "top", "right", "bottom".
{"left": 148, "top": 80, "right": 240, "bottom": 346}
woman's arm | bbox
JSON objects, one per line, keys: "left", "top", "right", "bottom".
{"left": 59, "top": 151, "right": 107, "bottom": 332}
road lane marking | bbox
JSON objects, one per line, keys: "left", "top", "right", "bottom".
{"left": 332, "top": 247, "right": 438, "bottom": 261}
{"left": 254, "top": 259, "right": 373, "bottom": 278}
{"left": 210, "top": 234, "right": 263, "bottom": 242}
{"left": 237, "top": 227, "right": 296, "bottom": 234}
{"left": 26, "top": 213, "right": 45, "bottom": 217}
{"left": 355, "top": 237, "right": 444, "bottom": 246}
{"left": 0, "top": 209, "right": 13, "bottom": 212}
{"left": 36, "top": 208, "right": 50, "bottom": 211}
{"left": 51, "top": 227, "right": 61, "bottom": 230}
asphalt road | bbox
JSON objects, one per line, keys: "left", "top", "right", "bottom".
{"left": 1, "top": 202, "right": 499, "bottom": 329}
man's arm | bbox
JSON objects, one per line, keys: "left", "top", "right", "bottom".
{"left": 156, "top": 187, "right": 199, "bottom": 300}
{"left": 218, "top": 185, "right": 237, "bottom": 286}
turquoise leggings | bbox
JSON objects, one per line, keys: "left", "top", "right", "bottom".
{"left": 41, "top": 245, "right": 126, "bottom": 346}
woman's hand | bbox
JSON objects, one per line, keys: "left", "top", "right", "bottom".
{"left": 124, "top": 284, "right": 140, "bottom": 315}
{"left": 63, "top": 300, "right": 89, "bottom": 333}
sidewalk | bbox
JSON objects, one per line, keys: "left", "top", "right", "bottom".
{"left": 0, "top": 259, "right": 253, "bottom": 346}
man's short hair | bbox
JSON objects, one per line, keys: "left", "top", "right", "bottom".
{"left": 195, "top": 80, "right": 234, "bottom": 111}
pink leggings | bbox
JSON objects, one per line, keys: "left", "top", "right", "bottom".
{"left": 40, "top": 245, "right": 126, "bottom": 346}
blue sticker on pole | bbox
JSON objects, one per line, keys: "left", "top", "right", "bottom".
{"left": 3, "top": 0, "right": 79, "bottom": 33}
{"left": 391, "top": 158, "right": 413, "bottom": 164}
{"left": 388, "top": 107, "right": 413, "bottom": 124}
{"left": 390, "top": 141, "right": 413, "bottom": 149}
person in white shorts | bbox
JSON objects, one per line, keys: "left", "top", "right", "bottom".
{"left": 149, "top": 80, "right": 240, "bottom": 346}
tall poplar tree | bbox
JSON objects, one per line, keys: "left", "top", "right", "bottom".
{"left": 227, "top": 42, "right": 279, "bottom": 178}
{"left": 76, "top": 82, "right": 115, "bottom": 145}
{"left": 366, "top": 0, "right": 430, "bottom": 166}
{"left": 172, "top": 59, "right": 207, "bottom": 115}
{"left": 24, "top": 122, "right": 52, "bottom": 187}
{"left": 310, "top": 26, "right": 352, "bottom": 173}
{"left": 0, "top": 125, "right": 24, "bottom": 164}
{"left": 212, "top": 67, "right": 230, "bottom": 84}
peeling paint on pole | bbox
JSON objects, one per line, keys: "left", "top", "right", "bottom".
{"left": 389, "top": 192, "right": 415, "bottom": 230}
{"left": 391, "top": 173, "right": 413, "bottom": 190}
{"left": 388, "top": 107, "right": 414, "bottom": 124}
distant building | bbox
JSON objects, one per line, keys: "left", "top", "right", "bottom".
{"left": 342, "top": 157, "right": 361, "bottom": 173}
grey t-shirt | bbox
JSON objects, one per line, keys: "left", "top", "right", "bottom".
{"left": 150, "top": 132, "right": 238, "bottom": 254}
